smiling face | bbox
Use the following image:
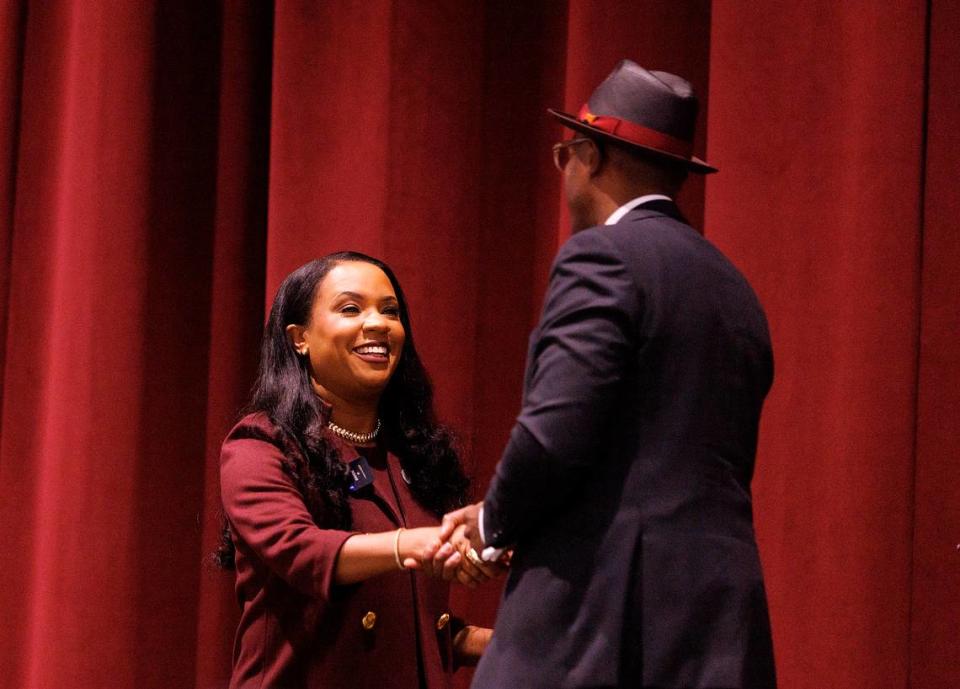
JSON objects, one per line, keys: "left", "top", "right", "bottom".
{"left": 287, "top": 261, "right": 406, "bottom": 407}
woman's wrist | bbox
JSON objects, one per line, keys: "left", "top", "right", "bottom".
{"left": 334, "top": 530, "right": 417, "bottom": 584}
{"left": 393, "top": 528, "right": 405, "bottom": 570}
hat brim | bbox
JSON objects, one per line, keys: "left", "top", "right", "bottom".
{"left": 549, "top": 108, "right": 717, "bottom": 175}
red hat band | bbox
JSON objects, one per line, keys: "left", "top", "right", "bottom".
{"left": 577, "top": 103, "right": 693, "bottom": 159}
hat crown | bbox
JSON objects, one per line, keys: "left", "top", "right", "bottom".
{"left": 586, "top": 60, "right": 699, "bottom": 143}
{"left": 548, "top": 58, "right": 716, "bottom": 173}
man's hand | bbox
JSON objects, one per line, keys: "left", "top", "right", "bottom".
{"left": 429, "top": 502, "right": 482, "bottom": 583}
{"left": 433, "top": 502, "right": 504, "bottom": 588}
{"left": 444, "top": 523, "right": 505, "bottom": 588}
{"left": 439, "top": 501, "right": 483, "bottom": 548}
{"left": 412, "top": 502, "right": 507, "bottom": 586}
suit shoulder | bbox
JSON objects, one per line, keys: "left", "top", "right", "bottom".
{"left": 224, "top": 411, "right": 285, "bottom": 447}
{"left": 552, "top": 228, "right": 638, "bottom": 293}
{"left": 604, "top": 213, "right": 743, "bottom": 274}
{"left": 556, "top": 225, "right": 624, "bottom": 263}
{"left": 604, "top": 211, "right": 699, "bottom": 247}
{"left": 219, "top": 412, "right": 298, "bottom": 486}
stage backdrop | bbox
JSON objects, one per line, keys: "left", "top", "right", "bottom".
{"left": 0, "top": 2, "right": 956, "bottom": 689}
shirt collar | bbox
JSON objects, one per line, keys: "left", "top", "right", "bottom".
{"left": 604, "top": 194, "right": 673, "bottom": 225}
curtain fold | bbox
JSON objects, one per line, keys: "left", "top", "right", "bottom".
{"left": 706, "top": 2, "right": 952, "bottom": 688}
{"left": 0, "top": 0, "right": 24, "bottom": 403}
{"left": 0, "top": 3, "right": 955, "bottom": 689}
{"left": 911, "top": 2, "right": 960, "bottom": 687}
{"left": 193, "top": 3, "right": 273, "bottom": 688}
{"left": 0, "top": 1, "right": 222, "bottom": 686}
{"left": 2, "top": 3, "right": 158, "bottom": 686}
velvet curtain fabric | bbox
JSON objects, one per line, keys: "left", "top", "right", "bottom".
{"left": 0, "top": 2, "right": 955, "bottom": 689}
{"left": 708, "top": 2, "right": 959, "bottom": 687}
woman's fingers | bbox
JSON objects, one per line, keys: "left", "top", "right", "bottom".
{"left": 411, "top": 523, "right": 503, "bottom": 585}
{"left": 441, "top": 550, "right": 462, "bottom": 581}
{"left": 417, "top": 537, "right": 443, "bottom": 577}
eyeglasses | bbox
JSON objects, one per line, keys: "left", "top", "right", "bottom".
{"left": 552, "top": 137, "right": 593, "bottom": 171}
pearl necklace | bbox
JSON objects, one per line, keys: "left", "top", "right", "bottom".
{"left": 327, "top": 418, "right": 381, "bottom": 445}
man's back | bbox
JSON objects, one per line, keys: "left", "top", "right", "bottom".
{"left": 606, "top": 206, "right": 773, "bottom": 507}
{"left": 474, "top": 206, "right": 776, "bottom": 689}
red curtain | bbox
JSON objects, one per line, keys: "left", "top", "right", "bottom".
{"left": 0, "top": 2, "right": 955, "bottom": 689}
{"left": 708, "top": 2, "right": 959, "bottom": 687}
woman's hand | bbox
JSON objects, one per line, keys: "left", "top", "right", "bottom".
{"left": 396, "top": 526, "right": 444, "bottom": 569}
{"left": 411, "top": 524, "right": 507, "bottom": 587}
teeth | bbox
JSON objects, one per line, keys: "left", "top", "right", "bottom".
{"left": 356, "top": 345, "right": 388, "bottom": 355}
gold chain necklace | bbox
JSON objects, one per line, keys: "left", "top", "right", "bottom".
{"left": 327, "top": 418, "right": 381, "bottom": 445}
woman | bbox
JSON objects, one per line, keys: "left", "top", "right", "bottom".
{"left": 217, "top": 252, "right": 493, "bottom": 689}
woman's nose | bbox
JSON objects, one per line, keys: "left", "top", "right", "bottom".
{"left": 362, "top": 312, "right": 388, "bottom": 332}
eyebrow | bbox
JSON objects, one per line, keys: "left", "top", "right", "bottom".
{"left": 334, "top": 291, "right": 398, "bottom": 302}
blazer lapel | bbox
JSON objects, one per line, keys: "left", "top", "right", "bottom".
{"left": 336, "top": 439, "right": 403, "bottom": 526}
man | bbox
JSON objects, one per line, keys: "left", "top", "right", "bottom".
{"left": 437, "top": 60, "right": 777, "bottom": 688}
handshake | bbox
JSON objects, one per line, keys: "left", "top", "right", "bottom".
{"left": 400, "top": 501, "right": 509, "bottom": 588}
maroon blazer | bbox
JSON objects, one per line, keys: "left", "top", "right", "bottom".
{"left": 220, "top": 412, "right": 458, "bottom": 689}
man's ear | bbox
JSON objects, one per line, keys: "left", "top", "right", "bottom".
{"left": 585, "top": 139, "right": 604, "bottom": 177}
{"left": 286, "top": 323, "right": 308, "bottom": 356}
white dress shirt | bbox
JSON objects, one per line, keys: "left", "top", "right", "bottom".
{"left": 604, "top": 194, "right": 672, "bottom": 225}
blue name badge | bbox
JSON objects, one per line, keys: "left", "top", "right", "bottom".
{"left": 348, "top": 457, "right": 375, "bottom": 493}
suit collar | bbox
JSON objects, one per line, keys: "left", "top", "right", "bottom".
{"left": 604, "top": 194, "right": 672, "bottom": 225}
{"left": 624, "top": 198, "right": 687, "bottom": 224}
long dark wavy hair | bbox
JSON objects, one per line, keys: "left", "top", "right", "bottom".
{"left": 216, "top": 252, "right": 469, "bottom": 569}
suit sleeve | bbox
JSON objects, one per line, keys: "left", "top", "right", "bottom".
{"left": 482, "top": 229, "right": 640, "bottom": 547}
{"left": 220, "top": 426, "right": 355, "bottom": 599}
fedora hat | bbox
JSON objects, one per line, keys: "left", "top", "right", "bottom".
{"left": 549, "top": 59, "right": 716, "bottom": 174}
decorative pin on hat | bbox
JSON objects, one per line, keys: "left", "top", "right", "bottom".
{"left": 549, "top": 59, "right": 717, "bottom": 174}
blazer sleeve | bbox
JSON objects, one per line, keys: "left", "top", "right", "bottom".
{"left": 220, "top": 421, "right": 355, "bottom": 600}
{"left": 482, "top": 229, "right": 640, "bottom": 548}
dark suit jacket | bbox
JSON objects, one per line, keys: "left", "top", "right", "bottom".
{"left": 476, "top": 202, "right": 777, "bottom": 689}
{"left": 220, "top": 413, "right": 459, "bottom": 689}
